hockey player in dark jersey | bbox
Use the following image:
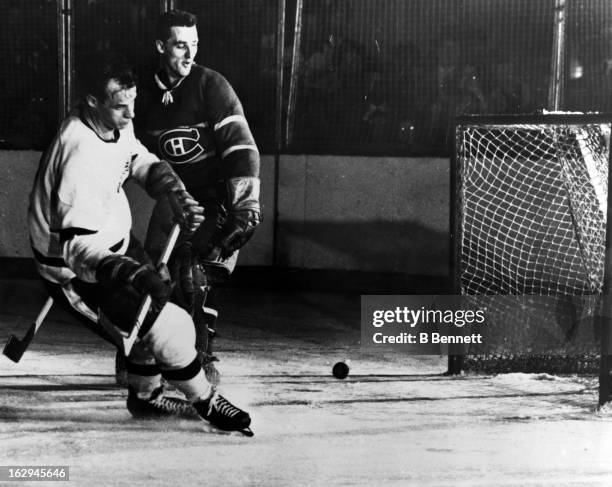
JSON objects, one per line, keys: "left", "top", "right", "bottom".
{"left": 28, "top": 56, "right": 253, "bottom": 436}
{"left": 134, "top": 9, "right": 262, "bottom": 384}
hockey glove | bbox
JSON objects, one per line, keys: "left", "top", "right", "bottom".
{"left": 145, "top": 161, "right": 184, "bottom": 197}
{"left": 168, "top": 189, "right": 205, "bottom": 234}
{"left": 213, "top": 209, "right": 261, "bottom": 259}
{"left": 145, "top": 161, "right": 204, "bottom": 234}
{"left": 97, "top": 255, "right": 170, "bottom": 311}
{"left": 212, "top": 177, "right": 262, "bottom": 259}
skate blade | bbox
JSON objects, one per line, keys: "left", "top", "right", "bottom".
{"left": 197, "top": 419, "right": 254, "bottom": 437}
{"left": 130, "top": 410, "right": 200, "bottom": 421}
{"left": 240, "top": 427, "right": 254, "bottom": 437}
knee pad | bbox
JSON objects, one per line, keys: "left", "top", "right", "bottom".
{"left": 128, "top": 340, "right": 157, "bottom": 365}
{"left": 141, "top": 303, "right": 197, "bottom": 370}
{"left": 125, "top": 342, "right": 161, "bottom": 395}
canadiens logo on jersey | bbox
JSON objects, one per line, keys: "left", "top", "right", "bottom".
{"left": 158, "top": 127, "right": 212, "bottom": 164}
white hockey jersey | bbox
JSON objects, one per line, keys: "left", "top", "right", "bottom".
{"left": 28, "top": 111, "right": 159, "bottom": 284}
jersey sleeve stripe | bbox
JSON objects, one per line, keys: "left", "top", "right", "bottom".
{"left": 221, "top": 144, "right": 259, "bottom": 159}
{"left": 214, "top": 115, "right": 248, "bottom": 131}
{"left": 31, "top": 238, "right": 125, "bottom": 267}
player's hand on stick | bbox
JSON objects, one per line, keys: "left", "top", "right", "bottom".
{"left": 145, "top": 162, "right": 204, "bottom": 233}
{"left": 97, "top": 255, "right": 171, "bottom": 311}
{"left": 168, "top": 189, "right": 205, "bottom": 234}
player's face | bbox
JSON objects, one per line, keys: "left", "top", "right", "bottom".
{"left": 158, "top": 25, "right": 199, "bottom": 83}
{"left": 97, "top": 79, "right": 137, "bottom": 131}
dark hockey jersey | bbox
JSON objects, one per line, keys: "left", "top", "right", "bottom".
{"left": 136, "top": 64, "right": 259, "bottom": 190}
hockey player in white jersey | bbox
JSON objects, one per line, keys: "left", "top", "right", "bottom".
{"left": 27, "top": 57, "right": 253, "bottom": 436}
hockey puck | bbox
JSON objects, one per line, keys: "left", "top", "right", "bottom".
{"left": 332, "top": 361, "right": 349, "bottom": 379}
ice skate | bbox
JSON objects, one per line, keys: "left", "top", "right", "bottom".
{"left": 127, "top": 386, "right": 198, "bottom": 419}
{"left": 194, "top": 392, "right": 253, "bottom": 436}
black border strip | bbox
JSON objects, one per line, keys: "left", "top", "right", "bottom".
{"left": 0, "top": 258, "right": 451, "bottom": 294}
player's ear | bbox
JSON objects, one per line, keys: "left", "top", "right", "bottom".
{"left": 155, "top": 39, "right": 165, "bottom": 54}
{"left": 85, "top": 94, "right": 98, "bottom": 109}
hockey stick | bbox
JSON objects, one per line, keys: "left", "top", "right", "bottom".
{"left": 3, "top": 296, "right": 54, "bottom": 362}
{"left": 121, "top": 222, "right": 181, "bottom": 356}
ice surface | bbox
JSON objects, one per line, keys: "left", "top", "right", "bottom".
{"left": 1, "top": 282, "right": 612, "bottom": 486}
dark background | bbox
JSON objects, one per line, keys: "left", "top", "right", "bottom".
{"left": 1, "top": 0, "right": 611, "bottom": 156}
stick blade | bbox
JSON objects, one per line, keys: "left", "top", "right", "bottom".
{"left": 3, "top": 335, "right": 25, "bottom": 363}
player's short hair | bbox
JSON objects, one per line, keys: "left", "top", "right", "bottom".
{"left": 79, "top": 55, "right": 137, "bottom": 102}
{"left": 156, "top": 9, "right": 198, "bottom": 42}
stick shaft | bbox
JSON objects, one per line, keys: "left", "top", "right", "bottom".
{"left": 34, "top": 296, "right": 55, "bottom": 331}
{"left": 122, "top": 223, "right": 181, "bottom": 355}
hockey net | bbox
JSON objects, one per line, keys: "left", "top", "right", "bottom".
{"left": 454, "top": 114, "right": 612, "bottom": 373}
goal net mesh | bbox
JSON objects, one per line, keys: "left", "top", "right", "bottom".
{"left": 456, "top": 117, "right": 611, "bottom": 373}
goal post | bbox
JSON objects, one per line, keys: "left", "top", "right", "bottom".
{"left": 450, "top": 113, "right": 612, "bottom": 405}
